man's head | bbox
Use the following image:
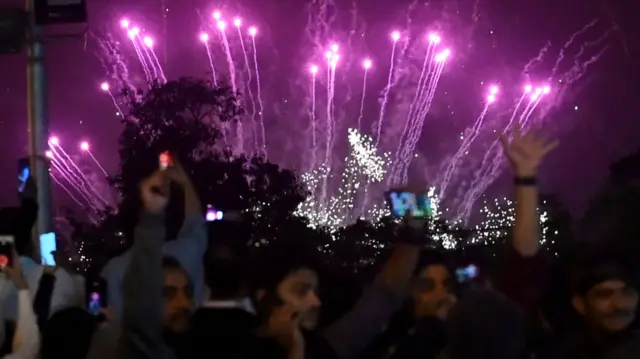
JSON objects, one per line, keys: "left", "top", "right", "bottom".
{"left": 162, "top": 256, "right": 193, "bottom": 334}
{"left": 253, "top": 240, "right": 322, "bottom": 330}
{"left": 411, "top": 251, "right": 454, "bottom": 318}
{"left": 572, "top": 254, "right": 639, "bottom": 333}
{"left": 203, "top": 223, "right": 250, "bottom": 301}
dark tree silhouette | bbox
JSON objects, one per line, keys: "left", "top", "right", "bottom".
{"left": 578, "top": 149, "right": 640, "bottom": 247}
{"left": 68, "top": 77, "right": 310, "bottom": 271}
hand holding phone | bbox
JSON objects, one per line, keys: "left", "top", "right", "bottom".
{"left": 159, "top": 151, "right": 174, "bottom": 170}
{"left": 86, "top": 278, "right": 107, "bottom": 316}
{"left": 40, "top": 232, "right": 57, "bottom": 266}
{"left": 455, "top": 264, "right": 479, "bottom": 283}
{"left": 385, "top": 190, "right": 432, "bottom": 218}
{"left": 0, "top": 236, "right": 15, "bottom": 268}
{"left": 17, "top": 158, "right": 31, "bottom": 193}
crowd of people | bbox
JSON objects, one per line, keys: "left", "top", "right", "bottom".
{"left": 0, "top": 128, "right": 637, "bottom": 359}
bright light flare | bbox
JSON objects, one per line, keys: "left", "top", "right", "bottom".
{"left": 100, "top": 82, "right": 109, "bottom": 91}
{"left": 324, "top": 51, "right": 333, "bottom": 60}
{"left": 248, "top": 26, "right": 257, "bottom": 36}
{"left": 330, "top": 43, "right": 339, "bottom": 53}
{"left": 217, "top": 21, "right": 227, "bottom": 31}
{"left": 233, "top": 18, "right": 242, "bottom": 27}
{"left": 542, "top": 85, "right": 551, "bottom": 94}
{"left": 489, "top": 85, "right": 499, "bottom": 94}
{"left": 80, "top": 141, "right": 89, "bottom": 151}
{"left": 212, "top": 11, "right": 221, "bottom": 20}
{"left": 330, "top": 54, "right": 340, "bottom": 67}
{"left": 391, "top": 31, "right": 401, "bottom": 41}
{"left": 45, "top": 150, "right": 53, "bottom": 159}
{"left": 127, "top": 27, "right": 140, "bottom": 40}
{"left": 143, "top": 36, "right": 153, "bottom": 47}
{"left": 199, "top": 33, "right": 209, "bottom": 42}
{"left": 487, "top": 94, "right": 496, "bottom": 103}
{"left": 120, "top": 19, "right": 130, "bottom": 28}
{"left": 535, "top": 87, "right": 543, "bottom": 94}
{"left": 524, "top": 84, "right": 533, "bottom": 93}
{"left": 531, "top": 93, "right": 539, "bottom": 101}
{"left": 434, "top": 49, "right": 451, "bottom": 62}
{"left": 428, "top": 33, "right": 441, "bottom": 44}
{"left": 363, "top": 59, "right": 372, "bottom": 69}
{"left": 49, "top": 137, "right": 59, "bottom": 145}
{"left": 310, "top": 65, "right": 319, "bottom": 75}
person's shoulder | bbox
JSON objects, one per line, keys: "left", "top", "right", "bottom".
{"left": 603, "top": 331, "right": 640, "bottom": 359}
{"left": 54, "top": 267, "right": 75, "bottom": 282}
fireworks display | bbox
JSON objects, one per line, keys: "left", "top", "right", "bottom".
{"left": 43, "top": 2, "right": 613, "bottom": 247}
{"left": 472, "top": 197, "right": 554, "bottom": 253}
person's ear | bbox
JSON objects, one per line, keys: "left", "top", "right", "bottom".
{"left": 572, "top": 295, "right": 587, "bottom": 315}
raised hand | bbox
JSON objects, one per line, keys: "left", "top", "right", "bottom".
{"left": 140, "top": 171, "right": 170, "bottom": 214}
{"left": 5, "top": 250, "right": 28, "bottom": 290}
{"left": 164, "top": 158, "right": 191, "bottom": 187}
{"left": 500, "top": 126, "right": 558, "bottom": 176}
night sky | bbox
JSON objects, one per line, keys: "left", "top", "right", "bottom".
{"left": 1, "top": 0, "right": 638, "bottom": 221}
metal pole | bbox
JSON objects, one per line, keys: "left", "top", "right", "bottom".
{"left": 26, "top": 0, "right": 52, "bottom": 254}
{"left": 161, "top": 0, "right": 167, "bottom": 66}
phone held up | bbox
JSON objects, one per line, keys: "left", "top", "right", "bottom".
{"left": 17, "top": 158, "right": 30, "bottom": 193}
{"left": 86, "top": 278, "right": 107, "bottom": 316}
{"left": 385, "top": 190, "right": 433, "bottom": 218}
{"left": 159, "top": 151, "right": 174, "bottom": 170}
{"left": 40, "top": 232, "right": 57, "bottom": 266}
{"left": 0, "top": 236, "right": 14, "bottom": 268}
{"left": 455, "top": 264, "right": 479, "bottom": 283}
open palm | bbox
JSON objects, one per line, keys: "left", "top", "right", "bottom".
{"left": 500, "top": 127, "right": 558, "bottom": 176}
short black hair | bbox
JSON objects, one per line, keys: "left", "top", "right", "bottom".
{"left": 414, "top": 249, "right": 451, "bottom": 275}
{"left": 249, "top": 238, "right": 322, "bottom": 294}
{"left": 570, "top": 247, "right": 638, "bottom": 296}
{"left": 162, "top": 255, "right": 185, "bottom": 271}
{"left": 204, "top": 243, "right": 249, "bottom": 300}
{"left": 41, "top": 307, "right": 100, "bottom": 359}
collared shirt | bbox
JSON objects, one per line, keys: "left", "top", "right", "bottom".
{"left": 201, "top": 298, "right": 256, "bottom": 314}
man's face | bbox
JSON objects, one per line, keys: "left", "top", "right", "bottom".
{"left": 163, "top": 268, "right": 193, "bottom": 334}
{"left": 276, "top": 268, "right": 321, "bottom": 330}
{"left": 411, "top": 264, "right": 453, "bottom": 318}
{"left": 574, "top": 279, "right": 639, "bottom": 332}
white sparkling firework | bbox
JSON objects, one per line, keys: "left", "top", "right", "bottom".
{"left": 472, "top": 197, "right": 552, "bottom": 248}
{"left": 347, "top": 128, "right": 390, "bottom": 183}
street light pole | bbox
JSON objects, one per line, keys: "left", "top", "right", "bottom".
{"left": 26, "top": 0, "right": 52, "bottom": 248}
{"left": 161, "top": 0, "right": 167, "bottom": 66}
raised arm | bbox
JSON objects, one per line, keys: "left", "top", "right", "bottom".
{"left": 163, "top": 162, "right": 207, "bottom": 304}
{"left": 501, "top": 128, "right": 558, "bottom": 257}
{"left": 499, "top": 128, "right": 557, "bottom": 312}
{"left": 323, "top": 225, "right": 421, "bottom": 359}
{"left": 119, "top": 172, "right": 170, "bottom": 359}
{"left": 4, "top": 251, "right": 40, "bottom": 359}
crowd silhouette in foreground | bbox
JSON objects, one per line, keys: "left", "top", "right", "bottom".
{"left": 0, "top": 127, "right": 638, "bottom": 359}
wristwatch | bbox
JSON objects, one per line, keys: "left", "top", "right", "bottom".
{"left": 514, "top": 176, "right": 537, "bottom": 186}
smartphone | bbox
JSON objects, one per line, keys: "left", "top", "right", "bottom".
{"left": 40, "top": 232, "right": 57, "bottom": 266}
{"left": 385, "top": 190, "right": 432, "bottom": 217}
{"left": 86, "top": 278, "right": 107, "bottom": 316}
{"left": 0, "top": 236, "right": 14, "bottom": 268}
{"left": 455, "top": 264, "right": 478, "bottom": 283}
{"left": 159, "top": 151, "right": 174, "bottom": 170}
{"left": 18, "top": 158, "right": 30, "bottom": 193}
